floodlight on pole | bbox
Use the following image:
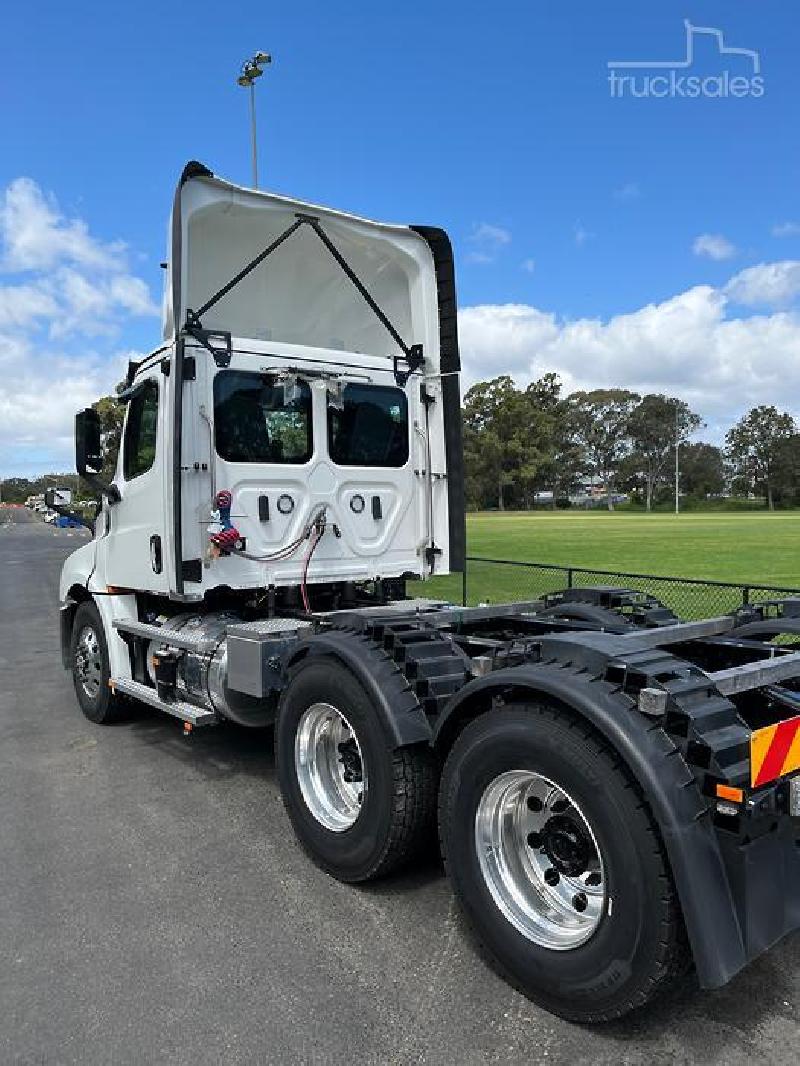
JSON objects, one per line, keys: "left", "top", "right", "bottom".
{"left": 237, "top": 51, "right": 272, "bottom": 188}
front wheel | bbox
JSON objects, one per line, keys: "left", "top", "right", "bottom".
{"left": 276, "top": 657, "right": 437, "bottom": 882}
{"left": 70, "top": 601, "right": 125, "bottom": 724}
{"left": 438, "top": 703, "right": 689, "bottom": 1022}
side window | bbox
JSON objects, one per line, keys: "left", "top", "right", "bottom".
{"left": 214, "top": 371, "right": 313, "bottom": 464}
{"left": 328, "top": 384, "right": 409, "bottom": 467}
{"left": 123, "top": 380, "right": 159, "bottom": 481}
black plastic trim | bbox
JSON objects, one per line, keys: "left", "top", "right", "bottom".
{"left": 410, "top": 226, "right": 465, "bottom": 572}
{"left": 59, "top": 600, "right": 77, "bottom": 669}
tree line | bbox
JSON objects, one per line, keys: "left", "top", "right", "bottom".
{"left": 463, "top": 374, "right": 800, "bottom": 511}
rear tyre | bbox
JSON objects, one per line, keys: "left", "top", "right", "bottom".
{"left": 276, "top": 657, "right": 437, "bottom": 883}
{"left": 439, "top": 703, "right": 688, "bottom": 1023}
{"left": 70, "top": 601, "right": 125, "bottom": 724}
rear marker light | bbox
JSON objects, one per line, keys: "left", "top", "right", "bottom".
{"left": 789, "top": 777, "right": 800, "bottom": 818}
{"left": 716, "top": 784, "right": 744, "bottom": 804}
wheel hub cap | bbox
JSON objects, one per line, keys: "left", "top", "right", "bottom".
{"left": 475, "top": 770, "right": 606, "bottom": 950}
{"left": 295, "top": 703, "right": 367, "bottom": 832}
{"left": 541, "top": 814, "right": 591, "bottom": 877}
{"left": 75, "top": 625, "right": 102, "bottom": 700}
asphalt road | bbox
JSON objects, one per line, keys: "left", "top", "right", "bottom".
{"left": 1, "top": 503, "right": 799, "bottom": 1065}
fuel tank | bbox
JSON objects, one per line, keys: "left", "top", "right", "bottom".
{"left": 150, "top": 611, "right": 275, "bottom": 728}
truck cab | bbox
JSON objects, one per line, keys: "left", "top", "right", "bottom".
{"left": 64, "top": 161, "right": 463, "bottom": 607}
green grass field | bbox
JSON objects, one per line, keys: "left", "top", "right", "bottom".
{"left": 413, "top": 511, "right": 800, "bottom": 611}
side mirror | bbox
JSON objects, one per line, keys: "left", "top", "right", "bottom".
{"left": 75, "top": 408, "right": 103, "bottom": 477}
{"left": 45, "top": 488, "right": 73, "bottom": 508}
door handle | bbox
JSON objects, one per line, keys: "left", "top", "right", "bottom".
{"left": 150, "top": 534, "right": 163, "bottom": 574}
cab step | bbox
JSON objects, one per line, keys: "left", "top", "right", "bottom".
{"left": 109, "top": 677, "right": 218, "bottom": 727}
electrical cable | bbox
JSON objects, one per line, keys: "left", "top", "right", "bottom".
{"left": 300, "top": 523, "right": 325, "bottom": 612}
{"left": 229, "top": 505, "right": 329, "bottom": 564}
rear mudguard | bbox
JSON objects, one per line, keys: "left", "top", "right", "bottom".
{"left": 432, "top": 662, "right": 748, "bottom": 989}
{"left": 284, "top": 629, "right": 432, "bottom": 749}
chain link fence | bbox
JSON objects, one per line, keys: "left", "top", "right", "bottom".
{"left": 457, "top": 557, "right": 800, "bottom": 619}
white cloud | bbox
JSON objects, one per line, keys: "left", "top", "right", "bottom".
{"left": 458, "top": 267, "right": 800, "bottom": 434}
{"left": 0, "top": 177, "right": 158, "bottom": 475}
{"left": 614, "top": 182, "right": 640, "bottom": 201}
{"left": 465, "top": 222, "right": 511, "bottom": 264}
{"left": 692, "top": 233, "right": 737, "bottom": 261}
{"left": 0, "top": 282, "right": 59, "bottom": 329}
{"left": 573, "top": 222, "right": 592, "bottom": 247}
{"left": 521, "top": 258, "right": 536, "bottom": 274}
{"left": 109, "top": 275, "right": 159, "bottom": 316}
{"left": 471, "top": 223, "right": 511, "bottom": 247}
{"left": 772, "top": 222, "right": 800, "bottom": 238}
{"left": 0, "top": 177, "right": 126, "bottom": 273}
{"left": 0, "top": 334, "right": 128, "bottom": 446}
{"left": 725, "top": 261, "right": 800, "bottom": 308}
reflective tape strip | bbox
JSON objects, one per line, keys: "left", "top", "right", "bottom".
{"left": 751, "top": 714, "right": 800, "bottom": 787}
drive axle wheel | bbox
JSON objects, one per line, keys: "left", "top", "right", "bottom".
{"left": 276, "top": 657, "right": 437, "bottom": 882}
{"left": 70, "top": 602, "right": 124, "bottom": 724}
{"left": 439, "top": 703, "right": 688, "bottom": 1023}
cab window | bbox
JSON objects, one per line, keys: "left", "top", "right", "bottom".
{"left": 214, "top": 371, "right": 312, "bottom": 464}
{"left": 328, "top": 384, "right": 409, "bottom": 467}
{"left": 123, "top": 380, "right": 159, "bottom": 480}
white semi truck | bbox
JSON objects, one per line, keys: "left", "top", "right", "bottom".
{"left": 54, "top": 162, "right": 800, "bottom": 1022}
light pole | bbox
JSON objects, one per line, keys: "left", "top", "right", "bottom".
{"left": 237, "top": 51, "right": 272, "bottom": 188}
{"left": 675, "top": 405, "right": 680, "bottom": 515}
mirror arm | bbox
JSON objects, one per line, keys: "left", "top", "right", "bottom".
{"left": 51, "top": 500, "right": 96, "bottom": 535}
{"left": 44, "top": 489, "right": 95, "bottom": 534}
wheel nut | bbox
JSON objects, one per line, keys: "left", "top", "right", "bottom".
{"left": 586, "top": 872, "right": 602, "bottom": 887}
{"left": 527, "top": 796, "right": 543, "bottom": 813}
{"left": 572, "top": 892, "right": 588, "bottom": 912}
{"left": 544, "top": 867, "right": 560, "bottom": 886}
{"left": 526, "top": 831, "right": 542, "bottom": 848}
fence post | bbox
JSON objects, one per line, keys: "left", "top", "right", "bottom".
{"left": 462, "top": 565, "right": 468, "bottom": 607}
{"left": 742, "top": 586, "right": 750, "bottom": 607}
{"left": 567, "top": 568, "right": 574, "bottom": 589}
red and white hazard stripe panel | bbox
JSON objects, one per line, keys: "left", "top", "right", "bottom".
{"left": 750, "top": 713, "right": 800, "bottom": 788}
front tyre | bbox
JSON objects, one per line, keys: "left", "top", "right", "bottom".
{"left": 70, "top": 601, "right": 125, "bottom": 724}
{"left": 439, "top": 703, "right": 688, "bottom": 1023}
{"left": 276, "top": 657, "right": 437, "bottom": 883}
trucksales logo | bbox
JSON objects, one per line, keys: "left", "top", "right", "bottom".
{"left": 608, "top": 20, "right": 764, "bottom": 99}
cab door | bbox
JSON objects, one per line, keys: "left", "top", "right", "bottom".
{"left": 105, "top": 375, "right": 168, "bottom": 591}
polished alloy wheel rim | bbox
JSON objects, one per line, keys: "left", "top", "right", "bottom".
{"left": 295, "top": 702, "right": 367, "bottom": 831}
{"left": 475, "top": 770, "right": 606, "bottom": 950}
{"left": 75, "top": 625, "right": 103, "bottom": 700}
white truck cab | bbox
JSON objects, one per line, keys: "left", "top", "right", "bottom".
{"left": 61, "top": 161, "right": 463, "bottom": 610}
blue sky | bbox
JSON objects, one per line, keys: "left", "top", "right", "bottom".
{"left": 2, "top": 1, "right": 800, "bottom": 475}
